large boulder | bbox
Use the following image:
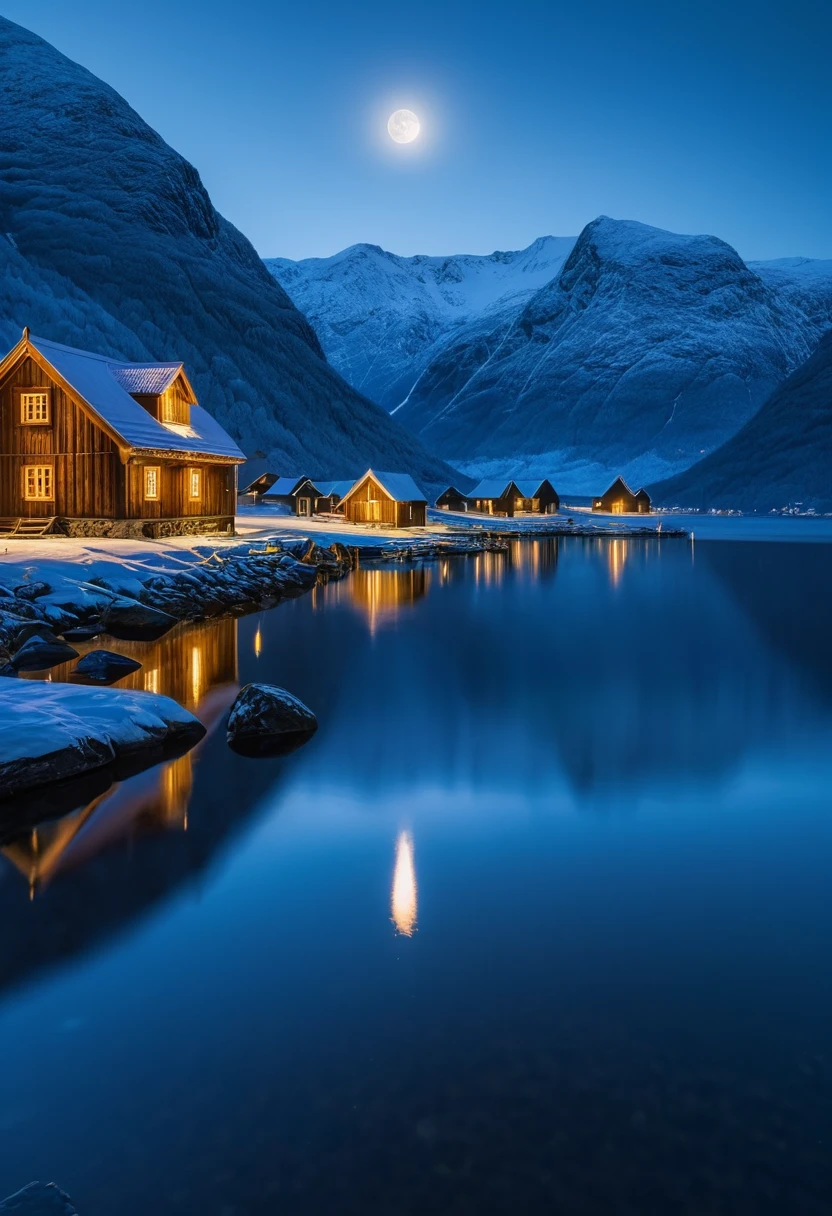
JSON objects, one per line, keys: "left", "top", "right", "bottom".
{"left": 0, "top": 682, "right": 205, "bottom": 798}
{"left": 0, "top": 1182, "right": 77, "bottom": 1214}
{"left": 10, "top": 636, "right": 79, "bottom": 672}
{"left": 73, "top": 650, "right": 142, "bottom": 685}
{"left": 101, "top": 597, "right": 177, "bottom": 641}
{"left": 227, "top": 682, "right": 318, "bottom": 757}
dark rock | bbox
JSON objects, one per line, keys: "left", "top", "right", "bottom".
{"left": 227, "top": 682, "right": 318, "bottom": 757}
{"left": 73, "top": 650, "right": 142, "bottom": 684}
{"left": 0, "top": 664, "right": 17, "bottom": 678}
{"left": 13, "top": 581, "right": 51, "bottom": 602}
{"left": 10, "top": 636, "right": 79, "bottom": 672}
{"left": 62, "top": 624, "right": 103, "bottom": 642}
{"left": 101, "top": 597, "right": 177, "bottom": 641}
{"left": 13, "top": 622, "right": 59, "bottom": 647}
{"left": 0, "top": 1182, "right": 78, "bottom": 1214}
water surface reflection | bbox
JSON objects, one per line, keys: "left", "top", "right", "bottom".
{"left": 0, "top": 537, "right": 831, "bottom": 1216}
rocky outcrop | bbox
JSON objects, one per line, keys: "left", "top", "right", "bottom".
{"left": 0, "top": 682, "right": 205, "bottom": 798}
{"left": 227, "top": 683, "right": 318, "bottom": 757}
{"left": 73, "top": 650, "right": 142, "bottom": 684}
{"left": 0, "top": 1183, "right": 77, "bottom": 1214}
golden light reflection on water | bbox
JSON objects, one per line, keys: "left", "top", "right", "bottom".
{"left": 9, "top": 618, "right": 240, "bottom": 896}
{"left": 608, "top": 539, "right": 629, "bottom": 588}
{"left": 391, "top": 829, "right": 418, "bottom": 936}
{"left": 349, "top": 567, "right": 429, "bottom": 633}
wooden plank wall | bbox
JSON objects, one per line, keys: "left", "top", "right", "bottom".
{"left": 0, "top": 356, "right": 119, "bottom": 518}
{"left": 125, "top": 461, "right": 236, "bottom": 519}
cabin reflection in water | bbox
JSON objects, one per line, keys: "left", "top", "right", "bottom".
{"left": 5, "top": 618, "right": 239, "bottom": 897}
{"left": 347, "top": 566, "right": 430, "bottom": 632}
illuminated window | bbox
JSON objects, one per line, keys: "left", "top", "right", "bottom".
{"left": 144, "top": 466, "right": 160, "bottom": 500}
{"left": 20, "top": 390, "right": 50, "bottom": 424}
{"left": 188, "top": 468, "right": 201, "bottom": 500}
{"left": 23, "top": 465, "right": 54, "bottom": 500}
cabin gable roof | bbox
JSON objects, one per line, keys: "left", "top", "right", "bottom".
{"left": 238, "top": 459, "right": 279, "bottom": 493}
{"left": 0, "top": 332, "right": 243, "bottom": 463}
{"left": 468, "top": 478, "right": 515, "bottom": 500}
{"left": 601, "top": 476, "right": 636, "bottom": 498}
{"left": 344, "top": 469, "right": 427, "bottom": 504}
{"left": 263, "top": 475, "right": 309, "bottom": 497}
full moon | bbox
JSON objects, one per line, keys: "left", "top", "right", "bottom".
{"left": 387, "top": 109, "right": 420, "bottom": 144}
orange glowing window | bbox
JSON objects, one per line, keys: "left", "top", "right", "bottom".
{"left": 20, "top": 390, "right": 50, "bottom": 424}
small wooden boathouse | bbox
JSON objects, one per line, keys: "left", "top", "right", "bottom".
{"left": 340, "top": 470, "right": 428, "bottom": 528}
{"left": 592, "top": 477, "right": 652, "bottom": 514}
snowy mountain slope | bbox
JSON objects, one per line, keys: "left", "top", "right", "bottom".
{"left": 390, "top": 219, "right": 832, "bottom": 488}
{"left": 750, "top": 257, "right": 832, "bottom": 333}
{"left": 650, "top": 328, "right": 832, "bottom": 512}
{"left": 0, "top": 17, "right": 455, "bottom": 487}
{"left": 265, "top": 237, "right": 576, "bottom": 411}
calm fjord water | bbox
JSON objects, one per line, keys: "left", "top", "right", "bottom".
{"left": 0, "top": 537, "right": 831, "bottom": 1216}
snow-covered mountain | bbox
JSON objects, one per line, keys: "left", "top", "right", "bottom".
{"left": 0, "top": 16, "right": 455, "bottom": 487}
{"left": 265, "top": 237, "right": 576, "bottom": 411}
{"left": 651, "top": 327, "right": 832, "bottom": 512}
{"left": 271, "top": 218, "right": 832, "bottom": 493}
{"left": 394, "top": 218, "right": 832, "bottom": 488}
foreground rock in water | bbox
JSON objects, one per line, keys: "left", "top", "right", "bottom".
{"left": 73, "top": 650, "right": 142, "bottom": 684}
{"left": 0, "top": 683, "right": 205, "bottom": 799}
{"left": 227, "top": 682, "right": 318, "bottom": 757}
{"left": 0, "top": 1182, "right": 77, "bottom": 1213}
{"left": 10, "top": 636, "right": 79, "bottom": 672}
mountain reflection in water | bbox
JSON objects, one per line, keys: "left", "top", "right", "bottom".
{"left": 0, "top": 536, "right": 831, "bottom": 1216}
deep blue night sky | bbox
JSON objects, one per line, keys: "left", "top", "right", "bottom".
{"left": 4, "top": 0, "right": 830, "bottom": 260}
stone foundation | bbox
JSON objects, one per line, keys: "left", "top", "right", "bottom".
{"left": 56, "top": 516, "right": 236, "bottom": 540}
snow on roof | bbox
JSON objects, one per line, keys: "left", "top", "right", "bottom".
{"left": 468, "top": 478, "right": 513, "bottom": 499}
{"left": 262, "top": 475, "right": 308, "bottom": 497}
{"left": 514, "top": 478, "right": 557, "bottom": 498}
{"left": 29, "top": 335, "right": 243, "bottom": 461}
{"left": 109, "top": 363, "right": 183, "bottom": 396}
{"left": 345, "top": 469, "right": 428, "bottom": 503}
{"left": 315, "top": 480, "right": 354, "bottom": 499}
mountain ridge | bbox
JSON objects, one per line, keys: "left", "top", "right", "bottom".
{"left": 270, "top": 218, "right": 832, "bottom": 493}
{"left": 0, "top": 15, "right": 455, "bottom": 487}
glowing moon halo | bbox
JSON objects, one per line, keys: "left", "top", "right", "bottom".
{"left": 387, "top": 109, "right": 420, "bottom": 144}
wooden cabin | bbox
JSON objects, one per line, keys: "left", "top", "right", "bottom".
{"left": 340, "top": 470, "right": 428, "bottom": 528}
{"left": 513, "top": 478, "right": 560, "bottom": 514}
{"left": 0, "top": 330, "right": 243, "bottom": 538}
{"left": 592, "top": 477, "right": 651, "bottom": 515}
{"left": 261, "top": 475, "right": 324, "bottom": 516}
{"left": 314, "top": 480, "right": 354, "bottom": 514}
{"left": 238, "top": 458, "right": 278, "bottom": 500}
{"left": 435, "top": 485, "right": 470, "bottom": 512}
{"left": 467, "top": 478, "right": 523, "bottom": 517}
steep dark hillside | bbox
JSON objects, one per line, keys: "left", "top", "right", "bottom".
{"left": 651, "top": 329, "right": 832, "bottom": 512}
{"left": 0, "top": 16, "right": 454, "bottom": 485}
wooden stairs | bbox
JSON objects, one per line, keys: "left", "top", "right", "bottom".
{"left": 0, "top": 517, "right": 57, "bottom": 538}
